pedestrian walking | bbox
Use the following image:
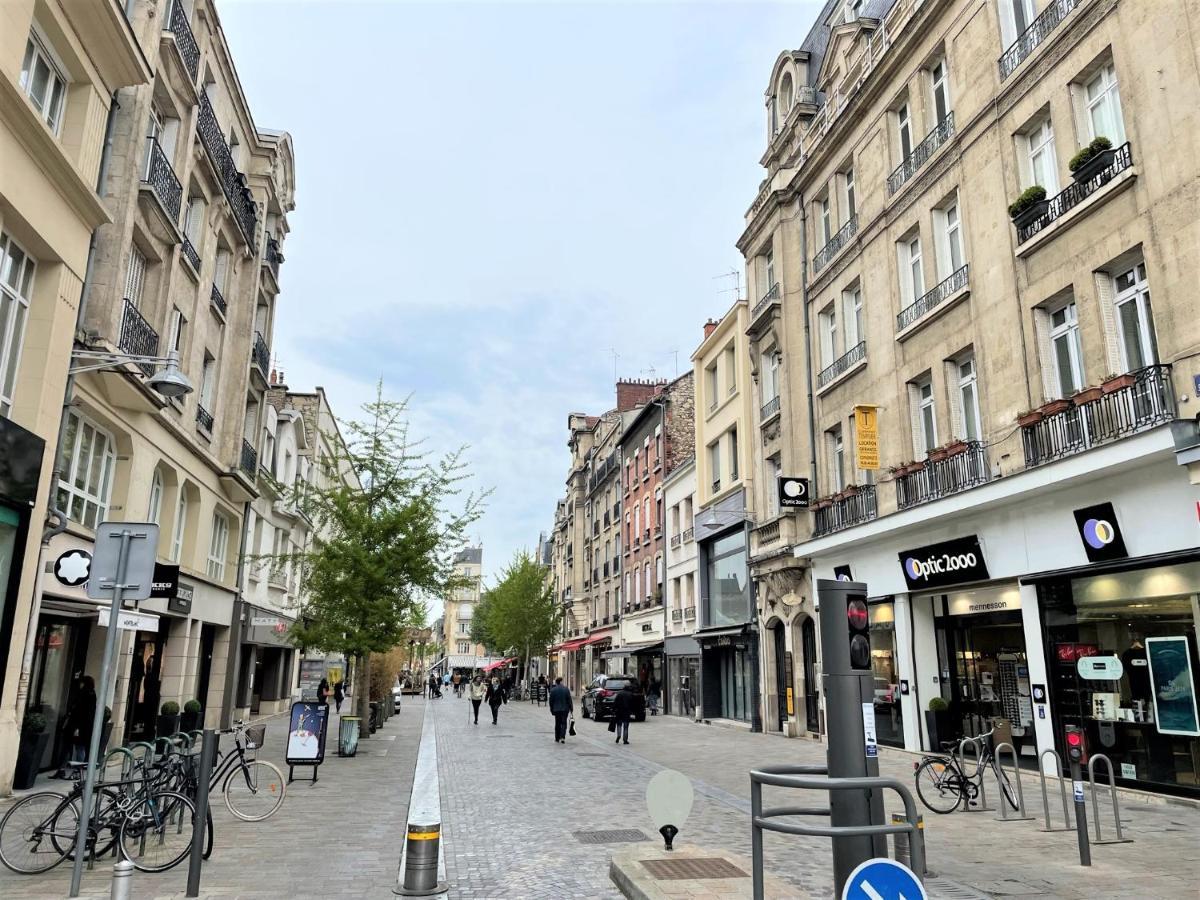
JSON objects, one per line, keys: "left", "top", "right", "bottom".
{"left": 428, "top": 673, "right": 441, "bottom": 698}
{"left": 53, "top": 676, "right": 97, "bottom": 779}
{"left": 333, "top": 679, "right": 345, "bottom": 713}
{"left": 647, "top": 676, "right": 661, "bottom": 716}
{"left": 485, "top": 675, "right": 505, "bottom": 725}
{"left": 317, "top": 677, "right": 330, "bottom": 705}
{"left": 452, "top": 672, "right": 462, "bottom": 697}
{"left": 613, "top": 682, "right": 635, "bottom": 745}
{"left": 467, "top": 675, "right": 486, "bottom": 724}
{"left": 548, "top": 676, "right": 573, "bottom": 743}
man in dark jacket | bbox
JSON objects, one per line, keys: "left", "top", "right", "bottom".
{"left": 548, "top": 677, "right": 573, "bottom": 743}
{"left": 54, "top": 676, "right": 97, "bottom": 778}
{"left": 613, "top": 683, "right": 635, "bottom": 745}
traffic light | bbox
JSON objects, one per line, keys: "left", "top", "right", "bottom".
{"left": 847, "top": 596, "right": 871, "bottom": 671}
{"left": 1065, "top": 725, "right": 1088, "bottom": 765}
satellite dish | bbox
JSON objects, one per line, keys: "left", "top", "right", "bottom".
{"left": 646, "top": 769, "right": 694, "bottom": 851}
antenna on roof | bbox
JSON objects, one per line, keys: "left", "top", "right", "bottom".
{"left": 714, "top": 269, "right": 742, "bottom": 302}
{"left": 602, "top": 348, "right": 620, "bottom": 382}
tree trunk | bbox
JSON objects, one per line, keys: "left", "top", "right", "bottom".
{"left": 356, "top": 652, "right": 371, "bottom": 738}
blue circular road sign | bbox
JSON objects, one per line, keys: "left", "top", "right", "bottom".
{"left": 842, "top": 858, "right": 927, "bottom": 900}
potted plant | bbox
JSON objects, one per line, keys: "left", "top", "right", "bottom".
{"left": 924, "top": 696, "right": 958, "bottom": 751}
{"left": 944, "top": 439, "right": 969, "bottom": 457}
{"left": 842, "top": 483, "right": 859, "bottom": 497}
{"left": 180, "top": 699, "right": 204, "bottom": 732}
{"left": 928, "top": 445, "right": 949, "bottom": 463}
{"left": 1016, "top": 408, "right": 1044, "bottom": 427}
{"left": 1068, "top": 136, "right": 1116, "bottom": 183}
{"left": 1072, "top": 385, "right": 1103, "bottom": 405}
{"left": 13, "top": 711, "right": 50, "bottom": 790}
{"left": 814, "top": 497, "right": 833, "bottom": 510}
{"left": 1039, "top": 397, "right": 1071, "bottom": 417}
{"left": 1102, "top": 371, "right": 1136, "bottom": 393}
{"left": 156, "top": 700, "right": 180, "bottom": 738}
{"left": 1008, "top": 185, "right": 1048, "bottom": 229}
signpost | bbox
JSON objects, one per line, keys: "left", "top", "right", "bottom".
{"left": 842, "top": 858, "right": 927, "bottom": 900}
{"left": 777, "top": 476, "right": 810, "bottom": 509}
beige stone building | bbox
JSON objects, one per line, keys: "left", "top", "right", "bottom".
{"left": 6, "top": 0, "right": 296, "bottom": 788}
{"left": 743, "top": 0, "right": 1200, "bottom": 794}
{"left": 442, "top": 546, "right": 487, "bottom": 671}
{"left": 0, "top": 0, "right": 151, "bottom": 790}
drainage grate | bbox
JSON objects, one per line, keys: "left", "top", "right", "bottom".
{"left": 641, "top": 858, "right": 748, "bottom": 880}
{"left": 926, "top": 878, "right": 993, "bottom": 899}
{"left": 575, "top": 752, "right": 607, "bottom": 757}
{"left": 573, "top": 828, "right": 648, "bottom": 844}
{"left": 487, "top": 734, "right": 514, "bottom": 738}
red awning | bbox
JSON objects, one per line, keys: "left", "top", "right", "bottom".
{"left": 557, "top": 638, "right": 587, "bottom": 652}
{"left": 582, "top": 633, "right": 611, "bottom": 646}
{"left": 483, "top": 657, "right": 515, "bottom": 673}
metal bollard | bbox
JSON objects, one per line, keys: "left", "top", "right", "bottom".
{"left": 890, "top": 812, "right": 925, "bottom": 874}
{"left": 394, "top": 704, "right": 448, "bottom": 896}
{"left": 1088, "top": 754, "right": 1133, "bottom": 845}
{"left": 109, "top": 859, "right": 135, "bottom": 900}
{"left": 993, "top": 742, "right": 1034, "bottom": 821}
{"left": 1037, "top": 748, "right": 1073, "bottom": 832}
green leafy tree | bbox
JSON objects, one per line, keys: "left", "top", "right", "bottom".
{"left": 282, "top": 383, "right": 485, "bottom": 735}
{"left": 470, "top": 550, "right": 559, "bottom": 676}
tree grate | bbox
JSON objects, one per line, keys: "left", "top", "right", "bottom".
{"left": 641, "top": 858, "right": 748, "bottom": 880}
{"left": 573, "top": 828, "right": 649, "bottom": 844}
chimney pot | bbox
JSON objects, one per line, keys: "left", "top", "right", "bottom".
{"left": 703, "top": 318, "right": 719, "bottom": 338}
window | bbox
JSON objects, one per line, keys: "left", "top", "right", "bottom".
{"left": 167, "top": 308, "right": 186, "bottom": 355}
{"left": 843, "top": 166, "right": 856, "bottom": 220}
{"left": 709, "top": 441, "right": 721, "bottom": 493}
{"left": 829, "top": 425, "right": 845, "bottom": 492}
{"left": 724, "top": 344, "right": 736, "bottom": 395}
{"left": 762, "top": 349, "right": 781, "bottom": 402}
{"left": 207, "top": 512, "right": 229, "bottom": 580}
{"left": 458, "top": 622, "right": 468, "bottom": 634}
{"left": 779, "top": 72, "right": 794, "bottom": 115}
{"left": 1050, "top": 301, "right": 1084, "bottom": 396}
{"left": 820, "top": 304, "right": 838, "bottom": 366}
{"left": 957, "top": 356, "right": 982, "bottom": 441}
{"left": 458, "top": 641, "right": 470, "bottom": 654}
{"left": 642, "top": 497, "right": 650, "bottom": 535}
{"left": 214, "top": 248, "right": 231, "bottom": 295}
{"left": 729, "top": 426, "right": 739, "bottom": 481}
{"left": 199, "top": 353, "right": 216, "bottom": 412}
{"left": 935, "top": 198, "right": 963, "bottom": 279}
{"left": 706, "top": 364, "right": 718, "bottom": 410}
{"left": 633, "top": 503, "right": 640, "bottom": 537}
{"left": 766, "top": 456, "right": 780, "bottom": 516}
{"left": 843, "top": 286, "right": 863, "bottom": 348}
{"left": 644, "top": 561, "right": 651, "bottom": 599}
{"left": 125, "top": 246, "right": 147, "bottom": 307}
{"left": 0, "top": 232, "right": 35, "bottom": 416}
{"left": 1000, "top": 0, "right": 1035, "bottom": 47}
{"left": 916, "top": 377, "right": 937, "bottom": 454}
{"left": 20, "top": 33, "right": 67, "bottom": 134}
{"left": 1113, "top": 262, "right": 1157, "bottom": 370}
{"left": 898, "top": 102, "right": 913, "bottom": 158}
{"left": 183, "top": 197, "right": 204, "bottom": 244}
{"left": 147, "top": 468, "right": 164, "bottom": 524}
{"left": 763, "top": 247, "right": 775, "bottom": 291}
{"left": 1025, "top": 118, "right": 1059, "bottom": 193}
{"left": 170, "top": 489, "right": 188, "bottom": 563}
{"left": 930, "top": 58, "right": 951, "bottom": 124}
{"left": 819, "top": 195, "right": 832, "bottom": 244}
{"left": 634, "top": 567, "right": 641, "bottom": 603}
{"left": 900, "top": 235, "right": 924, "bottom": 305}
{"left": 1084, "top": 63, "right": 1125, "bottom": 144}
{"left": 56, "top": 411, "right": 116, "bottom": 530}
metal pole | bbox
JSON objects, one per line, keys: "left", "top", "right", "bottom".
{"left": 185, "top": 728, "right": 217, "bottom": 896}
{"left": 108, "top": 859, "right": 135, "bottom": 900}
{"left": 69, "top": 529, "right": 132, "bottom": 897}
{"left": 750, "top": 778, "right": 764, "bottom": 900}
{"left": 1068, "top": 756, "right": 1092, "bottom": 866}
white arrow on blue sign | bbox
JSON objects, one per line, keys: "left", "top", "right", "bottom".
{"left": 842, "top": 858, "right": 927, "bottom": 900}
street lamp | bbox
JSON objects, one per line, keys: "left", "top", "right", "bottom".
{"left": 68, "top": 348, "right": 195, "bottom": 398}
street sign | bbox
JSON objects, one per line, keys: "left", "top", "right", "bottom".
{"left": 843, "top": 858, "right": 927, "bottom": 900}
{"left": 98, "top": 608, "right": 159, "bottom": 632}
{"left": 853, "top": 405, "right": 880, "bottom": 470}
{"left": 861, "top": 702, "right": 878, "bottom": 759}
{"left": 54, "top": 549, "right": 92, "bottom": 587}
{"left": 150, "top": 563, "right": 180, "bottom": 598}
{"left": 87, "top": 523, "right": 159, "bottom": 601}
{"left": 251, "top": 616, "right": 281, "bottom": 627}
{"left": 777, "top": 476, "right": 810, "bottom": 509}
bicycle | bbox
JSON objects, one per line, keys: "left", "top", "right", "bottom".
{"left": 182, "top": 721, "right": 285, "bottom": 822}
{"left": 913, "top": 728, "right": 1018, "bottom": 814}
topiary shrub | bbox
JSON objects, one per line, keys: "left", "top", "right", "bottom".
{"left": 160, "top": 700, "right": 180, "bottom": 716}
{"left": 928, "top": 696, "right": 949, "bottom": 713}
{"left": 1068, "top": 135, "right": 1113, "bottom": 172}
{"left": 1008, "top": 185, "right": 1047, "bottom": 218}
{"left": 22, "top": 711, "right": 47, "bottom": 734}
{"left": 183, "top": 699, "right": 202, "bottom": 713}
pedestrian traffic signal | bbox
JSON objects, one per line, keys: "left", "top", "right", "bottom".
{"left": 817, "top": 578, "right": 872, "bottom": 676}
{"left": 1065, "top": 725, "right": 1088, "bottom": 765}
{"left": 847, "top": 596, "right": 871, "bottom": 671}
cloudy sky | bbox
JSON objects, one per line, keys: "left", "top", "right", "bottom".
{"left": 221, "top": 0, "right": 821, "bottom": 595}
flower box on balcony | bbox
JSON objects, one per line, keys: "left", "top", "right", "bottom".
{"left": 1008, "top": 185, "right": 1048, "bottom": 229}
{"left": 814, "top": 498, "right": 833, "bottom": 510}
{"left": 944, "top": 440, "right": 969, "bottom": 458}
{"left": 1072, "top": 386, "right": 1104, "bottom": 406}
{"left": 1016, "top": 409, "right": 1044, "bottom": 427}
{"left": 1040, "top": 398, "right": 1072, "bottom": 416}
{"left": 927, "top": 447, "right": 949, "bottom": 463}
{"left": 1069, "top": 138, "right": 1116, "bottom": 183}
{"left": 1101, "top": 372, "right": 1136, "bottom": 394}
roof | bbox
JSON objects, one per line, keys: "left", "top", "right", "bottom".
{"left": 618, "top": 370, "right": 693, "bottom": 445}
{"left": 796, "top": 0, "right": 898, "bottom": 90}
{"left": 454, "top": 546, "right": 483, "bottom": 565}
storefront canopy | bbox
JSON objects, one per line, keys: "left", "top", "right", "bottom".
{"left": 554, "top": 638, "right": 587, "bottom": 653}
{"left": 483, "top": 657, "right": 515, "bottom": 673}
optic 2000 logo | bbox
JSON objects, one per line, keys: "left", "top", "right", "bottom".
{"left": 904, "top": 551, "right": 979, "bottom": 582}
{"left": 1082, "top": 518, "right": 1116, "bottom": 550}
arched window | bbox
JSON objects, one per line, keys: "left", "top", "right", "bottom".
{"left": 780, "top": 72, "right": 795, "bottom": 115}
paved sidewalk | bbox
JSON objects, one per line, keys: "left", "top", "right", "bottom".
{"left": 0, "top": 702, "right": 421, "bottom": 899}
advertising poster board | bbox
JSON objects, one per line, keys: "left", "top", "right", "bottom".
{"left": 1145, "top": 636, "right": 1200, "bottom": 736}
{"left": 285, "top": 701, "right": 329, "bottom": 782}
{"left": 298, "top": 660, "right": 327, "bottom": 701}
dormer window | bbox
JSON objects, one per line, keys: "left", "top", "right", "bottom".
{"left": 779, "top": 72, "right": 794, "bottom": 116}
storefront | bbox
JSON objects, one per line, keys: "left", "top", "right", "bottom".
{"left": 868, "top": 599, "right": 904, "bottom": 748}
{"left": 665, "top": 634, "right": 700, "bottom": 718}
{"left": 697, "top": 626, "right": 757, "bottom": 724}
{"left": 237, "top": 605, "right": 297, "bottom": 717}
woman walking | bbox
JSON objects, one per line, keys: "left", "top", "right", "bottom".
{"left": 333, "top": 679, "right": 345, "bottom": 713}
{"left": 484, "top": 675, "right": 505, "bottom": 725}
{"left": 467, "top": 675, "right": 486, "bottom": 724}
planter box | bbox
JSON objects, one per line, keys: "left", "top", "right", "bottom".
{"left": 180, "top": 710, "right": 204, "bottom": 733}
{"left": 13, "top": 732, "right": 50, "bottom": 790}
{"left": 924, "top": 709, "right": 959, "bottom": 751}
{"left": 944, "top": 441, "right": 969, "bottom": 457}
{"left": 1072, "top": 386, "right": 1103, "bottom": 405}
{"left": 156, "top": 713, "right": 180, "bottom": 738}
{"left": 1071, "top": 148, "right": 1117, "bottom": 183}
{"left": 1039, "top": 398, "right": 1071, "bottom": 416}
{"left": 1011, "top": 199, "right": 1049, "bottom": 230}
{"left": 1102, "top": 373, "right": 1136, "bottom": 394}
{"left": 1017, "top": 410, "right": 1044, "bottom": 427}
{"left": 927, "top": 448, "right": 948, "bottom": 463}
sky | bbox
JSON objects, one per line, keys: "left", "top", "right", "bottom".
{"left": 220, "top": 0, "right": 822, "bottom": 600}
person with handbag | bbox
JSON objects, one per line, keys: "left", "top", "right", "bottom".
{"left": 548, "top": 677, "right": 574, "bottom": 743}
{"left": 467, "top": 675, "right": 486, "bottom": 724}
{"left": 484, "top": 676, "right": 505, "bottom": 725}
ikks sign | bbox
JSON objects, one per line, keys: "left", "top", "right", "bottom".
{"left": 898, "top": 535, "right": 989, "bottom": 590}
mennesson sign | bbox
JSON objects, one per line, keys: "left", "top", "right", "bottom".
{"left": 898, "top": 535, "right": 989, "bottom": 590}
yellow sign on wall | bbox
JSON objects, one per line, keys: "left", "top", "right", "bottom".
{"left": 786, "top": 687, "right": 794, "bottom": 717}
{"left": 854, "top": 405, "right": 880, "bottom": 470}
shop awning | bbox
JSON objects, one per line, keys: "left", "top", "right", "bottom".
{"left": 600, "top": 649, "right": 633, "bottom": 659}
{"left": 556, "top": 638, "right": 587, "bottom": 652}
{"left": 694, "top": 624, "right": 750, "bottom": 642}
{"left": 483, "top": 657, "right": 515, "bottom": 673}
{"left": 582, "top": 633, "right": 612, "bottom": 646}
{"left": 631, "top": 641, "right": 663, "bottom": 655}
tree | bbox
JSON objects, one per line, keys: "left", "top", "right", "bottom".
{"left": 282, "top": 383, "right": 485, "bottom": 735}
{"left": 470, "top": 550, "right": 559, "bottom": 676}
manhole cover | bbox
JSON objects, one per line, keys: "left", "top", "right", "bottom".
{"left": 575, "top": 752, "right": 607, "bottom": 757}
{"left": 641, "top": 858, "right": 748, "bottom": 880}
{"left": 573, "top": 828, "right": 648, "bottom": 844}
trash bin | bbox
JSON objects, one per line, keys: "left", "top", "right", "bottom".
{"left": 339, "top": 716, "right": 361, "bottom": 757}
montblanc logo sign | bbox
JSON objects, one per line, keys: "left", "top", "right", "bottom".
{"left": 898, "top": 535, "right": 989, "bottom": 590}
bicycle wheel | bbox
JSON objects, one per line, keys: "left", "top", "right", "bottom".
{"left": 915, "top": 758, "right": 963, "bottom": 814}
{"left": 224, "top": 759, "right": 286, "bottom": 822}
{"left": 0, "top": 792, "right": 74, "bottom": 874}
{"left": 993, "top": 759, "right": 1019, "bottom": 810}
{"left": 118, "top": 791, "right": 195, "bottom": 873}
{"left": 56, "top": 787, "right": 121, "bottom": 862}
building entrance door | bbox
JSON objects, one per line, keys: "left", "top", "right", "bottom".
{"left": 802, "top": 617, "right": 819, "bottom": 733}
{"left": 195, "top": 624, "right": 216, "bottom": 712}
{"left": 772, "top": 623, "right": 787, "bottom": 731}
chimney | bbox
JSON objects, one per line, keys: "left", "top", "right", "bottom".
{"left": 703, "top": 318, "right": 719, "bottom": 338}
{"left": 616, "top": 378, "right": 668, "bottom": 413}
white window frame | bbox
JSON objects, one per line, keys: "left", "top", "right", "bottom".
{"left": 1084, "top": 63, "right": 1125, "bottom": 145}
{"left": 1113, "top": 262, "right": 1157, "bottom": 371}
{"left": 1000, "top": 0, "right": 1036, "bottom": 48}
{"left": 57, "top": 410, "right": 116, "bottom": 530}
{"left": 898, "top": 102, "right": 913, "bottom": 159}
{"left": 843, "top": 286, "right": 863, "bottom": 349}
{"left": 709, "top": 441, "right": 721, "bottom": 493}
{"left": 199, "top": 353, "right": 216, "bottom": 411}
{"left": 724, "top": 344, "right": 737, "bottom": 395}
{"left": 0, "top": 232, "right": 36, "bottom": 417}
{"left": 207, "top": 511, "right": 229, "bottom": 580}
{"left": 819, "top": 195, "right": 832, "bottom": 244}
{"left": 706, "top": 364, "right": 718, "bottom": 411}
{"left": 830, "top": 426, "right": 845, "bottom": 493}
{"left": 820, "top": 304, "right": 838, "bottom": 366}
{"left": 762, "top": 349, "right": 781, "bottom": 402}
{"left": 930, "top": 58, "right": 951, "bottom": 124}
{"left": 20, "top": 31, "right": 68, "bottom": 135}
{"left": 843, "top": 166, "right": 856, "bottom": 221}
{"left": 729, "top": 426, "right": 739, "bottom": 482}
{"left": 1025, "top": 117, "right": 1059, "bottom": 193}
{"left": 763, "top": 248, "right": 775, "bottom": 292}
{"left": 170, "top": 489, "right": 188, "bottom": 563}
{"left": 933, "top": 197, "right": 964, "bottom": 280}
{"left": 899, "top": 235, "right": 924, "bottom": 306}
{"left": 917, "top": 378, "right": 937, "bottom": 453}
{"left": 957, "top": 356, "right": 982, "bottom": 442}
{"left": 1049, "top": 301, "right": 1085, "bottom": 397}
{"left": 148, "top": 468, "right": 164, "bottom": 524}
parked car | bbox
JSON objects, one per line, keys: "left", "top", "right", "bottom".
{"left": 391, "top": 682, "right": 404, "bottom": 712}
{"left": 581, "top": 675, "right": 646, "bottom": 722}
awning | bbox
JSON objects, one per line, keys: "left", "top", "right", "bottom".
{"left": 555, "top": 638, "right": 587, "bottom": 652}
{"left": 694, "top": 624, "right": 751, "bottom": 642}
{"left": 483, "top": 657, "right": 515, "bottom": 673}
{"left": 631, "top": 641, "right": 663, "bottom": 655}
{"left": 601, "top": 649, "right": 633, "bottom": 659}
{"left": 664, "top": 635, "right": 701, "bottom": 657}
{"left": 583, "top": 633, "right": 612, "bottom": 646}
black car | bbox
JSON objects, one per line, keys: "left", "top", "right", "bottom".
{"left": 581, "top": 675, "right": 646, "bottom": 722}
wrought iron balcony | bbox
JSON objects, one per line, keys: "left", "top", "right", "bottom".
{"left": 813, "top": 484, "right": 877, "bottom": 537}
{"left": 888, "top": 113, "right": 955, "bottom": 196}
{"left": 896, "top": 442, "right": 989, "bottom": 511}
{"left": 1016, "top": 143, "right": 1133, "bottom": 245}
{"left": 817, "top": 341, "right": 866, "bottom": 389}
{"left": 1021, "top": 365, "right": 1174, "bottom": 468}
{"left": 141, "top": 139, "right": 182, "bottom": 225}
{"left": 751, "top": 282, "right": 781, "bottom": 322}
{"left": 165, "top": 0, "right": 200, "bottom": 81}
{"left": 252, "top": 331, "right": 270, "bottom": 375}
{"left": 196, "top": 404, "right": 214, "bottom": 432}
{"left": 682, "top": 527, "right": 694, "bottom": 543}
{"left": 999, "top": 0, "right": 1081, "bottom": 80}
{"left": 670, "top": 534, "right": 681, "bottom": 548}
{"left": 210, "top": 283, "right": 227, "bottom": 317}
{"left": 118, "top": 299, "right": 159, "bottom": 376}
{"left": 240, "top": 439, "right": 257, "bottom": 477}
{"left": 813, "top": 215, "right": 858, "bottom": 274}
{"left": 181, "top": 236, "right": 200, "bottom": 271}
{"left": 897, "top": 264, "right": 969, "bottom": 332}
{"left": 672, "top": 608, "right": 683, "bottom": 622}
{"left": 761, "top": 395, "right": 781, "bottom": 421}
{"left": 197, "top": 94, "right": 258, "bottom": 250}
{"left": 264, "top": 236, "right": 282, "bottom": 279}
{"left": 683, "top": 606, "right": 696, "bottom": 620}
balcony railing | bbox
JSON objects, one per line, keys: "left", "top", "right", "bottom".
{"left": 761, "top": 395, "right": 781, "bottom": 421}
{"left": 683, "top": 606, "right": 696, "bottom": 621}
{"left": 252, "top": 331, "right": 270, "bottom": 375}
{"left": 671, "top": 608, "right": 683, "bottom": 622}
{"left": 165, "top": 0, "right": 200, "bottom": 81}
{"left": 888, "top": 113, "right": 955, "bottom": 196}
{"left": 181, "top": 236, "right": 200, "bottom": 271}
{"left": 897, "top": 264, "right": 969, "bottom": 332}
{"left": 141, "top": 139, "right": 182, "bottom": 224}
{"left": 264, "top": 236, "right": 282, "bottom": 279}
{"left": 813, "top": 215, "right": 858, "bottom": 273}
{"left": 1016, "top": 143, "right": 1133, "bottom": 245}
{"left": 896, "top": 441, "right": 990, "bottom": 511}
{"left": 751, "top": 282, "right": 781, "bottom": 321}
{"left": 210, "top": 283, "right": 227, "bottom": 317}
{"left": 999, "top": 0, "right": 1081, "bottom": 81}
{"left": 240, "top": 439, "right": 257, "bottom": 477}
{"left": 670, "top": 534, "right": 681, "bottom": 548}
{"left": 196, "top": 405, "right": 213, "bottom": 432}
{"left": 756, "top": 520, "right": 781, "bottom": 546}
{"left": 682, "top": 527, "right": 694, "bottom": 543}
{"left": 817, "top": 341, "right": 866, "bottom": 389}
{"left": 813, "top": 484, "right": 877, "bottom": 537}
{"left": 197, "top": 94, "right": 258, "bottom": 250}
{"left": 1021, "top": 365, "right": 1174, "bottom": 468}
{"left": 119, "top": 299, "right": 159, "bottom": 376}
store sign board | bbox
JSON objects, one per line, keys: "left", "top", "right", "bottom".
{"left": 98, "top": 608, "right": 159, "bottom": 632}
{"left": 1146, "top": 636, "right": 1200, "bottom": 736}
{"left": 1073, "top": 502, "right": 1128, "bottom": 563}
{"left": 150, "top": 563, "right": 179, "bottom": 599}
{"left": 898, "top": 535, "right": 989, "bottom": 590}
{"left": 169, "top": 581, "right": 193, "bottom": 615}
{"left": 778, "top": 476, "right": 810, "bottom": 509}
{"left": 1077, "top": 655, "right": 1124, "bottom": 681}
{"left": 946, "top": 592, "right": 1021, "bottom": 616}
{"left": 854, "top": 405, "right": 880, "bottom": 470}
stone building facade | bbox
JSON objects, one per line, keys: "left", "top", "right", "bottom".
{"left": 443, "top": 546, "right": 486, "bottom": 670}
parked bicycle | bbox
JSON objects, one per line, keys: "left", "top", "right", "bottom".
{"left": 913, "top": 727, "right": 1018, "bottom": 814}
{"left": 186, "top": 721, "right": 285, "bottom": 822}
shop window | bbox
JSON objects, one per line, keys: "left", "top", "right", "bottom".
{"left": 703, "top": 531, "right": 749, "bottom": 629}
{"left": 56, "top": 410, "right": 117, "bottom": 529}
{"left": 870, "top": 601, "right": 904, "bottom": 748}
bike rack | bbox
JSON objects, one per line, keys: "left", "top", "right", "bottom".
{"left": 1088, "top": 754, "right": 1133, "bottom": 845}
{"left": 103, "top": 746, "right": 135, "bottom": 782}
{"left": 993, "top": 742, "right": 1035, "bottom": 822}
{"left": 749, "top": 764, "right": 926, "bottom": 900}
{"left": 956, "top": 737, "right": 994, "bottom": 812}
{"left": 1037, "top": 748, "right": 1074, "bottom": 832}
